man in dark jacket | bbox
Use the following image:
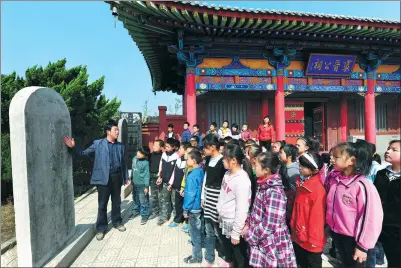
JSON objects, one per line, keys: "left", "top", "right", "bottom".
{"left": 63, "top": 119, "right": 128, "bottom": 241}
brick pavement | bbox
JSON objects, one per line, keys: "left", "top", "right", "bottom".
{"left": 2, "top": 187, "right": 339, "bottom": 267}
{"left": 72, "top": 194, "right": 335, "bottom": 267}
{"left": 0, "top": 188, "right": 131, "bottom": 267}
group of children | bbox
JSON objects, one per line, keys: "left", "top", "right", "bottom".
{"left": 166, "top": 118, "right": 275, "bottom": 151}
{"left": 129, "top": 123, "right": 400, "bottom": 268}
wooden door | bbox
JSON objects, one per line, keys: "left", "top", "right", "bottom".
{"left": 284, "top": 101, "right": 305, "bottom": 144}
{"left": 313, "top": 105, "right": 326, "bottom": 151}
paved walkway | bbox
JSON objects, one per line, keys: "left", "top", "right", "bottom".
{"left": 2, "top": 187, "right": 350, "bottom": 268}
{"left": 72, "top": 193, "right": 201, "bottom": 267}
{"left": 2, "top": 187, "right": 388, "bottom": 268}
{"left": 73, "top": 194, "right": 335, "bottom": 268}
{"left": 0, "top": 187, "right": 131, "bottom": 267}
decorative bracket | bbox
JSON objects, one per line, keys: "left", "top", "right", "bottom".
{"left": 167, "top": 30, "right": 206, "bottom": 68}
{"left": 263, "top": 46, "right": 301, "bottom": 75}
{"left": 357, "top": 93, "right": 365, "bottom": 97}
{"left": 358, "top": 49, "right": 391, "bottom": 74}
{"left": 357, "top": 92, "right": 381, "bottom": 97}
{"left": 284, "top": 92, "right": 293, "bottom": 97}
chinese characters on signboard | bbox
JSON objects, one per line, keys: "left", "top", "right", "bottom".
{"left": 306, "top": 54, "right": 356, "bottom": 76}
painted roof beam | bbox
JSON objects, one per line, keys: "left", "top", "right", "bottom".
{"left": 181, "top": 9, "right": 194, "bottom": 23}
{"left": 170, "top": 6, "right": 187, "bottom": 21}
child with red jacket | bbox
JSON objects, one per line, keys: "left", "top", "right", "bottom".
{"left": 240, "top": 123, "right": 252, "bottom": 141}
{"left": 290, "top": 152, "right": 326, "bottom": 268}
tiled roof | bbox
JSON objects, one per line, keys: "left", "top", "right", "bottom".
{"left": 107, "top": 1, "right": 400, "bottom": 94}
{"left": 179, "top": 1, "right": 399, "bottom": 24}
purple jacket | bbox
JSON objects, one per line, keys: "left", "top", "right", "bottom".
{"left": 325, "top": 171, "right": 383, "bottom": 252}
{"left": 245, "top": 175, "right": 296, "bottom": 267}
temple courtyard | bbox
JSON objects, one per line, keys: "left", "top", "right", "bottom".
{"left": 71, "top": 191, "right": 335, "bottom": 268}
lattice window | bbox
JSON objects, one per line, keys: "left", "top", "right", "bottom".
{"left": 207, "top": 100, "right": 248, "bottom": 129}
{"left": 353, "top": 98, "right": 389, "bottom": 132}
{"left": 376, "top": 101, "right": 388, "bottom": 132}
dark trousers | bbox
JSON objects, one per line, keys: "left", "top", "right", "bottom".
{"left": 259, "top": 139, "right": 272, "bottom": 151}
{"left": 158, "top": 183, "right": 174, "bottom": 221}
{"left": 365, "top": 242, "right": 385, "bottom": 267}
{"left": 293, "top": 242, "right": 322, "bottom": 268}
{"left": 132, "top": 185, "right": 149, "bottom": 220}
{"left": 380, "top": 234, "right": 401, "bottom": 268}
{"left": 95, "top": 173, "right": 122, "bottom": 233}
{"left": 220, "top": 235, "right": 249, "bottom": 268}
{"left": 149, "top": 174, "right": 160, "bottom": 215}
{"left": 173, "top": 190, "right": 184, "bottom": 223}
{"left": 188, "top": 213, "right": 203, "bottom": 261}
{"left": 188, "top": 212, "right": 206, "bottom": 247}
{"left": 331, "top": 231, "right": 368, "bottom": 268}
{"left": 204, "top": 218, "right": 227, "bottom": 264}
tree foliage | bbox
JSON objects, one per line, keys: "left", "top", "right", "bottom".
{"left": 1, "top": 59, "right": 121, "bottom": 183}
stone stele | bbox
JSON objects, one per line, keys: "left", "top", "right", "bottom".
{"left": 117, "top": 118, "right": 128, "bottom": 164}
{"left": 117, "top": 118, "right": 132, "bottom": 198}
{"left": 9, "top": 87, "right": 75, "bottom": 267}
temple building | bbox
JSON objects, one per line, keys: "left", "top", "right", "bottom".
{"left": 108, "top": 1, "right": 400, "bottom": 152}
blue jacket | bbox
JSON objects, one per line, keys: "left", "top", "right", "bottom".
{"left": 181, "top": 129, "right": 192, "bottom": 143}
{"left": 74, "top": 138, "right": 128, "bottom": 186}
{"left": 183, "top": 166, "right": 204, "bottom": 214}
{"left": 192, "top": 132, "right": 203, "bottom": 149}
{"left": 132, "top": 157, "right": 150, "bottom": 187}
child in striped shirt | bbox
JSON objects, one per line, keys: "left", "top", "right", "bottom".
{"left": 201, "top": 135, "right": 227, "bottom": 267}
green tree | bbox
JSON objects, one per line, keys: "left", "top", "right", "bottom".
{"left": 1, "top": 59, "right": 121, "bottom": 186}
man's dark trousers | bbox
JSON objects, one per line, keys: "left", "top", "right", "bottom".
{"left": 95, "top": 172, "right": 122, "bottom": 233}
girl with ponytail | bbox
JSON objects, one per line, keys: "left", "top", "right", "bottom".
{"left": 216, "top": 143, "right": 252, "bottom": 267}
{"left": 245, "top": 144, "right": 263, "bottom": 211}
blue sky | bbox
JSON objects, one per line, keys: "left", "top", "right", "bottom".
{"left": 2, "top": 1, "right": 400, "bottom": 115}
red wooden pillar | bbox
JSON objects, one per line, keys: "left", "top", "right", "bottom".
{"left": 185, "top": 68, "right": 197, "bottom": 126}
{"left": 365, "top": 72, "right": 376, "bottom": 144}
{"left": 262, "top": 97, "right": 269, "bottom": 117}
{"left": 340, "top": 95, "right": 348, "bottom": 142}
{"left": 275, "top": 75, "right": 285, "bottom": 141}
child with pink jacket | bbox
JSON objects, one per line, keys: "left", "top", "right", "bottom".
{"left": 325, "top": 142, "right": 383, "bottom": 267}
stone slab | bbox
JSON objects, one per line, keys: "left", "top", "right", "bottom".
{"left": 9, "top": 87, "right": 75, "bottom": 267}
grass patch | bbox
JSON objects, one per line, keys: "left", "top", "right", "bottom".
{"left": 1, "top": 201, "right": 15, "bottom": 242}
